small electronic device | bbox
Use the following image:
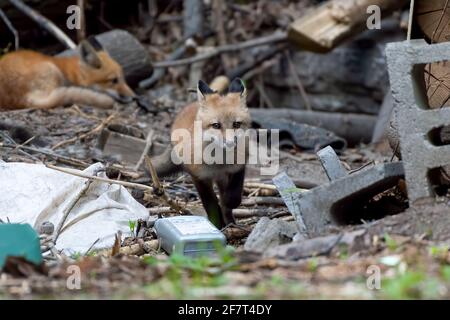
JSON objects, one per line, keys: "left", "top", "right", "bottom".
{"left": 154, "top": 216, "right": 226, "bottom": 256}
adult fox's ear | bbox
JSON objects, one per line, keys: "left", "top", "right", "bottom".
{"left": 197, "top": 80, "right": 215, "bottom": 103}
{"left": 79, "top": 40, "right": 102, "bottom": 69}
{"left": 229, "top": 78, "right": 247, "bottom": 98}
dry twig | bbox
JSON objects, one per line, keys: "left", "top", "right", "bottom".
{"left": 51, "top": 113, "right": 117, "bottom": 150}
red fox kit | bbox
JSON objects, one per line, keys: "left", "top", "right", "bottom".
{"left": 152, "top": 78, "right": 251, "bottom": 228}
{"left": 0, "top": 39, "right": 134, "bottom": 111}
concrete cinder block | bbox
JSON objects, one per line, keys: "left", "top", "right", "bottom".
{"left": 272, "top": 172, "right": 307, "bottom": 239}
{"left": 386, "top": 39, "right": 450, "bottom": 202}
{"left": 297, "top": 162, "right": 404, "bottom": 237}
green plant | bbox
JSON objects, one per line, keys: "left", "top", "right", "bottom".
{"left": 143, "top": 245, "right": 237, "bottom": 299}
{"left": 429, "top": 245, "right": 449, "bottom": 261}
{"left": 71, "top": 252, "right": 82, "bottom": 260}
{"left": 128, "top": 220, "right": 137, "bottom": 235}
{"left": 441, "top": 266, "right": 450, "bottom": 281}
{"left": 384, "top": 234, "right": 398, "bottom": 251}
{"left": 382, "top": 271, "right": 424, "bottom": 299}
{"left": 381, "top": 270, "right": 442, "bottom": 300}
{"left": 307, "top": 258, "right": 319, "bottom": 272}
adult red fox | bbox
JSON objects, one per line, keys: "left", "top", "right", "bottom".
{"left": 0, "top": 40, "right": 134, "bottom": 111}
{"left": 152, "top": 78, "right": 251, "bottom": 228}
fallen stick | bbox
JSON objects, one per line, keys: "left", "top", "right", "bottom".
{"left": 0, "top": 7, "right": 19, "bottom": 50}
{"left": 152, "top": 31, "right": 288, "bottom": 68}
{"left": 285, "top": 50, "right": 312, "bottom": 111}
{"left": 0, "top": 131, "right": 40, "bottom": 162}
{"left": 133, "top": 129, "right": 154, "bottom": 171}
{"left": 7, "top": 0, "right": 76, "bottom": 49}
{"left": 51, "top": 113, "right": 117, "bottom": 150}
{"left": 212, "top": 0, "right": 232, "bottom": 71}
{"left": 145, "top": 156, "right": 192, "bottom": 215}
{"left": 1, "top": 143, "right": 90, "bottom": 167}
{"left": 53, "top": 169, "right": 99, "bottom": 242}
{"left": 227, "top": 44, "right": 285, "bottom": 80}
{"left": 139, "top": 45, "right": 187, "bottom": 89}
{"left": 250, "top": 108, "right": 377, "bottom": 146}
{"left": 222, "top": 226, "right": 251, "bottom": 240}
{"left": 241, "top": 197, "right": 285, "bottom": 206}
{"left": 99, "top": 239, "right": 160, "bottom": 256}
{"left": 76, "top": 0, "right": 86, "bottom": 42}
{"left": 148, "top": 207, "right": 173, "bottom": 215}
{"left": 45, "top": 163, "right": 154, "bottom": 192}
{"left": 233, "top": 208, "right": 284, "bottom": 218}
{"left": 244, "top": 182, "right": 278, "bottom": 191}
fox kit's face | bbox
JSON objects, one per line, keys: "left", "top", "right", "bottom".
{"left": 196, "top": 79, "right": 250, "bottom": 150}
{"left": 79, "top": 40, "right": 135, "bottom": 98}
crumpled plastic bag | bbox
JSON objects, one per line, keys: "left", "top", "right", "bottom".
{"left": 0, "top": 162, "right": 149, "bottom": 254}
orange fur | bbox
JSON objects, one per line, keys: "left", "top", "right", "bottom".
{"left": 0, "top": 48, "right": 134, "bottom": 111}
{"left": 152, "top": 79, "right": 250, "bottom": 227}
{"left": 171, "top": 92, "right": 251, "bottom": 179}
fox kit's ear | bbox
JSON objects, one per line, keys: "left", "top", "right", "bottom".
{"left": 229, "top": 78, "right": 247, "bottom": 98}
{"left": 80, "top": 40, "right": 102, "bottom": 69}
{"left": 197, "top": 80, "right": 215, "bottom": 104}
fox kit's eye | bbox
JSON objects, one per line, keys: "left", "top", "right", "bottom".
{"left": 211, "top": 123, "right": 221, "bottom": 129}
{"left": 233, "top": 121, "right": 242, "bottom": 129}
{"left": 111, "top": 78, "right": 119, "bottom": 84}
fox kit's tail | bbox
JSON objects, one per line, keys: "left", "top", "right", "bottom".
{"left": 149, "top": 146, "right": 182, "bottom": 178}
{"left": 26, "top": 87, "right": 115, "bottom": 109}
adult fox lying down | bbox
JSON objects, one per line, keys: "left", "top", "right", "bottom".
{"left": 0, "top": 39, "right": 134, "bottom": 111}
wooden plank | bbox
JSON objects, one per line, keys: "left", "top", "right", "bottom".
{"left": 288, "top": 0, "right": 408, "bottom": 53}
{"left": 97, "top": 128, "right": 165, "bottom": 165}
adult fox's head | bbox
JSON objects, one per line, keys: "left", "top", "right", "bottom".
{"left": 78, "top": 39, "right": 135, "bottom": 98}
{"left": 196, "top": 78, "right": 251, "bottom": 150}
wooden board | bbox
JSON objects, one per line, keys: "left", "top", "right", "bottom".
{"left": 288, "top": 0, "right": 408, "bottom": 53}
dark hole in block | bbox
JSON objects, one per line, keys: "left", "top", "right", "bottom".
{"left": 427, "top": 126, "right": 450, "bottom": 146}
{"left": 428, "top": 167, "right": 450, "bottom": 196}
{"left": 330, "top": 185, "right": 408, "bottom": 225}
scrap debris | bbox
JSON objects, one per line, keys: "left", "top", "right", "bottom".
{"left": 1, "top": 0, "right": 450, "bottom": 300}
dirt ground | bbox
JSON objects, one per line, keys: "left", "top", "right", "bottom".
{"left": 1, "top": 103, "right": 450, "bottom": 300}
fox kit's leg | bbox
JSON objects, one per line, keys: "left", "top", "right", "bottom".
{"left": 26, "top": 87, "right": 115, "bottom": 110}
{"left": 192, "top": 178, "right": 225, "bottom": 228}
{"left": 217, "top": 168, "right": 246, "bottom": 226}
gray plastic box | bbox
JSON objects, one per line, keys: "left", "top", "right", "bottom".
{"left": 154, "top": 216, "right": 226, "bottom": 256}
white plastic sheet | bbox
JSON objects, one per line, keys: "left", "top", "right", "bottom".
{"left": 0, "top": 162, "right": 149, "bottom": 254}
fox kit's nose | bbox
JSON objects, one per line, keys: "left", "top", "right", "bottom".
{"left": 224, "top": 139, "right": 236, "bottom": 149}
{"left": 119, "top": 83, "right": 135, "bottom": 97}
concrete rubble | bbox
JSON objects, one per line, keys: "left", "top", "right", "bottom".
{"left": 282, "top": 146, "right": 404, "bottom": 237}
{"left": 244, "top": 217, "right": 298, "bottom": 253}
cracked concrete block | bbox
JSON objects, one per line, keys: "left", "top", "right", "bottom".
{"left": 244, "top": 217, "right": 298, "bottom": 253}
{"left": 386, "top": 39, "right": 450, "bottom": 202}
{"left": 272, "top": 172, "right": 307, "bottom": 239}
{"left": 296, "top": 162, "right": 404, "bottom": 237}
{"left": 317, "top": 146, "right": 347, "bottom": 181}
